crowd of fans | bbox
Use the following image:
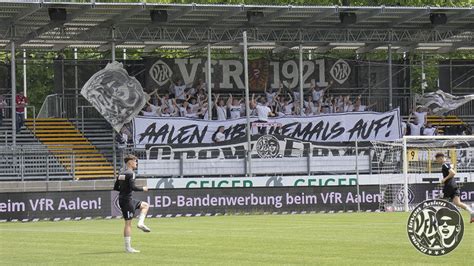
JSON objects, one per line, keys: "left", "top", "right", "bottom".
{"left": 402, "top": 106, "right": 472, "bottom": 136}
{"left": 140, "top": 78, "right": 378, "bottom": 120}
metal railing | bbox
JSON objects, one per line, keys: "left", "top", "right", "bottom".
{"left": 79, "top": 105, "right": 102, "bottom": 132}
{"left": 37, "top": 93, "right": 93, "bottom": 119}
{"left": 1, "top": 105, "right": 36, "bottom": 132}
{"left": 0, "top": 145, "right": 75, "bottom": 181}
{"left": 37, "top": 93, "right": 61, "bottom": 118}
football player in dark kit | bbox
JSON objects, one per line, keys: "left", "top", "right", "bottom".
{"left": 114, "top": 154, "right": 151, "bottom": 253}
{"left": 435, "top": 152, "right": 474, "bottom": 223}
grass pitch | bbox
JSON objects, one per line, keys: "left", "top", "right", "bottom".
{"left": 0, "top": 212, "right": 472, "bottom": 265}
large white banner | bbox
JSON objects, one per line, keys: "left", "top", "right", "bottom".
{"left": 82, "top": 61, "right": 148, "bottom": 132}
{"left": 416, "top": 89, "right": 474, "bottom": 116}
{"left": 134, "top": 109, "right": 401, "bottom": 146}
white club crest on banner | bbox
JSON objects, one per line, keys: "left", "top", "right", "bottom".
{"left": 149, "top": 59, "right": 173, "bottom": 86}
{"left": 330, "top": 59, "right": 351, "bottom": 84}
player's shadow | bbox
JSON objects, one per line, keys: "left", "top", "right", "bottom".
{"left": 79, "top": 251, "right": 124, "bottom": 255}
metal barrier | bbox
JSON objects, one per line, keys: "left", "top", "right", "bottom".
{"left": 37, "top": 94, "right": 93, "bottom": 119}
{"left": 79, "top": 105, "right": 102, "bottom": 132}
{"left": 0, "top": 145, "right": 75, "bottom": 181}
{"left": 0, "top": 105, "right": 36, "bottom": 133}
{"left": 37, "top": 93, "right": 60, "bottom": 118}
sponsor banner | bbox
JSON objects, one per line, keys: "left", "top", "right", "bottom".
{"left": 405, "top": 183, "right": 474, "bottom": 207}
{"left": 134, "top": 108, "right": 400, "bottom": 146}
{"left": 146, "top": 173, "right": 473, "bottom": 189}
{"left": 0, "top": 191, "right": 110, "bottom": 221}
{"left": 1, "top": 183, "right": 473, "bottom": 221}
{"left": 147, "top": 176, "right": 358, "bottom": 189}
{"left": 121, "top": 184, "right": 474, "bottom": 216}
{"left": 126, "top": 186, "right": 382, "bottom": 215}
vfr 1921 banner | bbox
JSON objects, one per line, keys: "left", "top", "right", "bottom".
{"left": 133, "top": 109, "right": 401, "bottom": 146}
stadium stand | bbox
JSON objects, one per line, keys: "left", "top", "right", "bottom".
{"left": 426, "top": 115, "right": 470, "bottom": 135}
{"left": 26, "top": 118, "right": 114, "bottom": 179}
{"left": 0, "top": 118, "right": 70, "bottom": 180}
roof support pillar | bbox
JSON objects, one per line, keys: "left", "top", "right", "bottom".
{"left": 299, "top": 44, "right": 304, "bottom": 115}
{"left": 388, "top": 43, "right": 393, "bottom": 111}
{"left": 206, "top": 43, "right": 212, "bottom": 120}
{"left": 10, "top": 37, "right": 17, "bottom": 147}
{"left": 243, "top": 31, "right": 252, "bottom": 178}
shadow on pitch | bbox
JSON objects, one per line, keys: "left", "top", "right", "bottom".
{"left": 79, "top": 251, "right": 124, "bottom": 255}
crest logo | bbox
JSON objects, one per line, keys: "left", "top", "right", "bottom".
{"left": 407, "top": 199, "right": 464, "bottom": 256}
{"left": 149, "top": 60, "right": 173, "bottom": 86}
{"left": 396, "top": 186, "right": 414, "bottom": 204}
{"left": 155, "top": 178, "right": 175, "bottom": 189}
{"left": 113, "top": 194, "right": 121, "bottom": 213}
{"left": 330, "top": 59, "right": 351, "bottom": 84}
{"left": 265, "top": 176, "right": 284, "bottom": 187}
{"left": 255, "top": 135, "right": 280, "bottom": 158}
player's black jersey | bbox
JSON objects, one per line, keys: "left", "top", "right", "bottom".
{"left": 441, "top": 163, "right": 457, "bottom": 188}
{"left": 113, "top": 169, "right": 143, "bottom": 199}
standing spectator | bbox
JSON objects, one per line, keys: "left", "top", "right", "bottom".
{"left": 282, "top": 93, "right": 294, "bottom": 116}
{"left": 183, "top": 105, "right": 204, "bottom": 118}
{"left": 305, "top": 95, "right": 319, "bottom": 116}
{"left": 408, "top": 121, "right": 422, "bottom": 136}
{"left": 353, "top": 95, "right": 378, "bottom": 112}
{"left": 343, "top": 96, "right": 354, "bottom": 112}
{"left": 0, "top": 94, "right": 6, "bottom": 127}
{"left": 141, "top": 105, "right": 159, "bottom": 117}
{"left": 253, "top": 97, "right": 274, "bottom": 134}
{"left": 214, "top": 94, "right": 228, "bottom": 121}
{"left": 422, "top": 123, "right": 437, "bottom": 136}
{"left": 412, "top": 106, "right": 428, "bottom": 126}
{"left": 169, "top": 79, "right": 187, "bottom": 103}
{"left": 228, "top": 94, "right": 243, "bottom": 119}
{"left": 265, "top": 84, "right": 281, "bottom": 107}
{"left": 15, "top": 92, "right": 28, "bottom": 133}
{"left": 311, "top": 80, "right": 333, "bottom": 104}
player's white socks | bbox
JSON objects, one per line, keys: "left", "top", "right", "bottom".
{"left": 137, "top": 214, "right": 151, "bottom": 232}
{"left": 124, "top": 237, "right": 140, "bottom": 253}
{"left": 138, "top": 213, "right": 146, "bottom": 226}
{"left": 125, "top": 236, "right": 131, "bottom": 249}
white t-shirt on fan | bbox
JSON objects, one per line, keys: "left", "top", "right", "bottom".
{"left": 216, "top": 105, "right": 227, "bottom": 120}
{"left": 256, "top": 104, "right": 271, "bottom": 122}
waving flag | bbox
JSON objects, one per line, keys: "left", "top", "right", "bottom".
{"left": 81, "top": 61, "right": 148, "bottom": 132}
{"left": 415, "top": 90, "right": 474, "bottom": 116}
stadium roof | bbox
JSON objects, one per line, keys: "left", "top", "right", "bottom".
{"left": 0, "top": 1, "right": 473, "bottom": 53}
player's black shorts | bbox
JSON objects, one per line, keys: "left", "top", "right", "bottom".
{"left": 443, "top": 185, "right": 461, "bottom": 201}
{"left": 119, "top": 198, "right": 142, "bottom": 220}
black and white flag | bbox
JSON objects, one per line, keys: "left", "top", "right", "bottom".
{"left": 415, "top": 90, "right": 474, "bottom": 116}
{"left": 81, "top": 61, "right": 148, "bottom": 132}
